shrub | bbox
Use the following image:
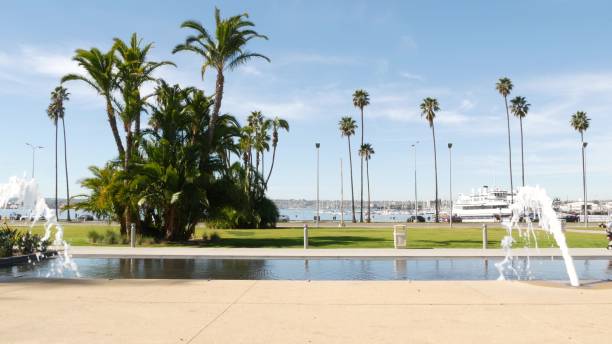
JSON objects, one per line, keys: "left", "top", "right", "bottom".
{"left": 19, "top": 232, "right": 48, "bottom": 254}
{"left": 0, "top": 224, "right": 19, "bottom": 257}
{"left": 137, "top": 236, "right": 158, "bottom": 246}
{"left": 87, "top": 230, "right": 102, "bottom": 244}
{"left": 103, "top": 230, "right": 120, "bottom": 245}
{"left": 202, "top": 231, "right": 221, "bottom": 244}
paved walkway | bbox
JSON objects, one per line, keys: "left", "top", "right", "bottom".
{"left": 68, "top": 246, "right": 612, "bottom": 258}
{"left": 1, "top": 279, "right": 611, "bottom": 343}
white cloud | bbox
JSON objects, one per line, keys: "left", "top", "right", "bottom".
{"left": 399, "top": 35, "right": 418, "bottom": 50}
{"left": 399, "top": 72, "right": 424, "bottom": 81}
{"left": 239, "top": 65, "right": 262, "bottom": 76}
{"left": 523, "top": 72, "right": 612, "bottom": 97}
{"left": 277, "top": 52, "right": 361, "bottom": 66}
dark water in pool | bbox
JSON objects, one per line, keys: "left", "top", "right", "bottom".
{"left": 1, "top": 257, "right": 612, "bottom": 281}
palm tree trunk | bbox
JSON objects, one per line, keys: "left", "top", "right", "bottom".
{"left": 61, "top": 118, "right": 71, "bottom": 221}
{"left": 265, "top": 144, "right": 277, "bottom": 185}
{"left": 255, "top": 151, "right": 260, "bottom": 178}
{"left": 210, "top": 70, "right": 225, "bottom": 145}
{"left": 359, "top": 107, "right": 364, "bottom": 223}
{"left": 581, "top": 132, "right": 587, "bottom": 228}
{"left": 55, "top": 121, "right": 59, "bottom": 218}
{"left": 348, "top": 136, "right": 357, "bottom": 223}
{"left": 106, "top": 97, "right": 125, "bottom": 157}
{"left": 520, "top": 117, "right": 525, "bottom": 187}
{"left": 504, "top": 96, "right": 514, "bottom": 203}
{"left": 432, "top": 123, "right": 439, "bottom": 223}
{"left": 123, "top": 123, "right": 133, "bottom": 235}
{"left": 366, "top": 158, "right": 371, "bottom": 223}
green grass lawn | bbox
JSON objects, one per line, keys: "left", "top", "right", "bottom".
{"left": 13, "top": 223, "right": 608, "bottom": 249}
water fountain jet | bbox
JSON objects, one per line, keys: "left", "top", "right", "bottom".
{"left": 496, "top": 186, "right": 579, "bottom": 287}
{"left": 0, "top": 176, "right": 78, "bottom": 275}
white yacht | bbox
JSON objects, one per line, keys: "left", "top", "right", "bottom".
{"left": 452, "top": 186, "right": 513, "bottom": 222}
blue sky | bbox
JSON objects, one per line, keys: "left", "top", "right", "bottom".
{"left": 1, "top": 0, "right": 612, "bottom": 201}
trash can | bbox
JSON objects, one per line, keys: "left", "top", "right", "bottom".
{"left": 393, "top": 225, "right": 407, "bottom": 249}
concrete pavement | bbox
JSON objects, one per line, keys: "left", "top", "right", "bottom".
{"left": 1, "top": 279, "right": 611, "bottom": 343}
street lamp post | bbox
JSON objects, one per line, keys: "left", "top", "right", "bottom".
{"left": 316, "top": 143, "right": 320, "bottom": 228}
{"left": 25, "top": 143, "right": 43, "bottom": 179}
{"left": 411, "top": 141, "right": 419, "bottom": 221}
{"left": 448, "top": 143, "right": 453, "bottom": 228}
{"left": 582, "top": 141, "right": 588, "bottom": 228}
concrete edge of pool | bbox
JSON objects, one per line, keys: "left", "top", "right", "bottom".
{"left": 65, "top": 246, "right": 612, "bottom": 259}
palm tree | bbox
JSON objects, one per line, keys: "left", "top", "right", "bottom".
{"left": 173, "top": 8, "right": 270, "bottom": 145}
{"left": 62, "top": 48, "right": 125, "bottom": 158}
{"left": 265, "top": 116, "right": 289, "bottom": 186}
{"left": 47, "top": 86, "right": 69, "bottom": 219}
{"left": 496, "top": 77, "right": 514, "bottom": 202}
{"left": 510, "top": 96, "right": 530, "bottom": 187}
{"left": 570, "top": 111, "right": 590, "bottom": 227}
{"left": 339, "top": 116, "right": 358, "bottom": 223}
{"left": 113, "top": 33, "right": 174, "bottom": 233}
{"left": 420, "top": 97, "right": 440, "bottom": 223}
{"left": 358, "top": 143, "right": 375, "bottom": 223}
{"left": 59, "top": 87, "right": 72, "bottom": 221}
{"left": 352, "top": 89, "right": 370, "bottom": 222}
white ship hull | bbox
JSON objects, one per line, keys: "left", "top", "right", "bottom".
{"left": 452, "top": 186, "right": 513, "bottom": 223}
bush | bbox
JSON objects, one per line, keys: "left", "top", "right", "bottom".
{"left": 205, "top": 196, "right": 279, "bottom": 229}
{"left": 103, "top": 230, "right": 120, "bottom": 245}
{"left": 202, "top": 231, "right": 221, "bottom": 244}
{"left": 18, "top": 232, "right": 48, "bottom": 255}
{"left": 87, "top": 230, "right": 102, "bottom": 244}
{"left": 0, "top": 224, "right": 19, "bottom": 257}
{"left": 137, "top": 236, "right": 159, "bottom": 246}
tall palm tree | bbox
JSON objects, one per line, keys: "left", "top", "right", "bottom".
{"left": 358, "top": 143, "right": 375, "bottom": 223}
{"left": 47, "top": 86, "right": 69, "bottom": 219}
{"left": 496, "top": 77, "right": 514, "bottom": 202}
{"left": 113, "top": 33, "right": 174, "bottom": 232}
{"left": 570, "top": 111, "right": 590, "bottom": 227}
{"left": 59, "top": 87, "right": 72, "bottom": 221}
{"left": 339, "top": 116, "right": 358, "bottom": 223}
{"left": 265, "top": 116, "right": 289, "bottom": 186}
{"left": 62, "top": 48, "right": 125, "bottom": 158}
{"left": 420, "top": 97, "right": 440, "bottom": 223}
{"left": 173, "top": 8, "right": 270, "bottom": 145}
{"left": 352, "top": 89, "right": 370, "bottom": 222}
{"left": 510, "top": 96, "right": 530, "bottom": 187}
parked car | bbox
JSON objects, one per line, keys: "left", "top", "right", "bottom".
{"left": 451, "top": 215, "right": 462, "bottom": 223}
{"left": 563, "top": 214, "right": 580, "bottom": 223}
{"left": 407, "top": 215, "right": 426, "bottom": 223}
{"left": 8, "top": 212, "right": 22, "bottom": 220}
{"left": 277, "top": 215, "right": 290, "bottom": 222}
{"left": 78, "top": 214, "right": 95, "bottom": 221}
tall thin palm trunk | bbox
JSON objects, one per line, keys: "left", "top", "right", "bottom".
{"left": 54, "top": 121, "right": 59, "bottom": 218}
{"left": 359, "top": 108, "right": 364, "bottom": 223}
{"left": 519, "top": 117, "right": 525, "bottom": 187}
{"left": 265, "top": 145, "right": 277, "bottom": 185}
{"left": 123, "top": 123, "right": 133, "bottom": 234}
{"left": 347, "top": 136, "right": 357, "bottom": 223}
{"left": 366, "top": 158, "right": 371, "bottom": 223}
{"left": 432, "top": 123, "right": 439, "bottom": 223}
{"left": 106, "top": 97, "right": 125, "bottom": 158}
{"left": 61, "top": 117, "right": 71, "bottom": 221}
{"left": 581, "top": 132, "right": 587, "bottom": 228}
{"left": 504, "top": 96, "right": 514, "bottom": 203}
{"left": 261, "top": 154, "right": 265, "bottom": 179}
{"left": 210, "top": 70, "right": 225, "bottom": 145}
